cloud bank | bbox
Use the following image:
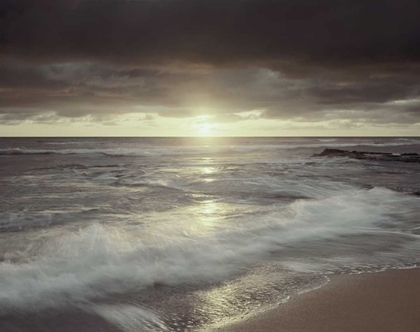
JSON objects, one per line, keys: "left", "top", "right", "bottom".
{"left": 1, "top": 0, "right": 420, "bottom": 134}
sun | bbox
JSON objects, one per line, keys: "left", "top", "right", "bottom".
{"left": 196, "top": 123, "right": 213, "bottom": 136}
{"left": 193, "top": 115, "right": 215, "bottom": 136}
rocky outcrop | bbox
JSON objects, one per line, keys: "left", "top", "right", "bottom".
{"left": 314, "top": 148, "right": 420, "bottom": 163}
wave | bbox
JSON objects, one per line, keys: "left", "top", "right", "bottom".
{"left": 2, "top": 139, "right": 420, "bottom": 157}
{"left": 0, "top": 148, "right": 96, "bottom": 155}
{"left": 89, "top": 304, "right": 169, "bottom": 332}
{"left": 370, "top": 141, "right": 420, "bottom": 147}
{"left": 317, "top": 138, "right": 337, "bottom": 142}
{"left": 0, "top": 208, "right": 102, "bottom": 232}
{"left": 0, "top": 187, "right": 418, "bottom": 314}
{"left": 42, "top": 141, "right": 82, "bottom": 145}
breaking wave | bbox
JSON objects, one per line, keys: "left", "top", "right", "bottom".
{"left": 0, "top": 187, "right": 418, "bottom": 315}
{"left": 1, "top": 139, "right": 420, "bottom": 157}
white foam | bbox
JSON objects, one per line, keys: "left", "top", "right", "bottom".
{"left": 1, "top": 139, "right": 419, "bottom": 157}
{"left": 0, "top": 208, "right": 98, "bottom": 231}
{"left": 89, "top": 304, "right": 169, "bottom": 332}
{"left": 0, "top": 187, "right": 418, "bottom": 315}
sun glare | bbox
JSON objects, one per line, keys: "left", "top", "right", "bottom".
{"left": 193, "top": 115, "right": 215, "bottom": 136}
{"left": 196, "top": 123, "right": 213, "bottom": 136}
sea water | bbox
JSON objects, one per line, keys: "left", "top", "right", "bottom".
{"left": 0, "top": 137, "right": 419, "bottom": 331}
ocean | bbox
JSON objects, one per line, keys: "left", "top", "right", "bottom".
{"left": 0, "top": 137, "right": 419, "bottom": 331}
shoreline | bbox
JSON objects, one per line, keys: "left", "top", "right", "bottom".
{"left": 216, "top": 268, "right": 420, "bottom": 332}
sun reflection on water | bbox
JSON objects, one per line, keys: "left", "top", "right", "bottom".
{"left": 195, "top": 200, "right": 221, "bottom": 229}
{"left": 202, "top": 167, "right": 215, "bottom": 174}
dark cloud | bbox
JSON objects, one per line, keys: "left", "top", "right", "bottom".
{"left": 1, "top": 63, "right": 420, "bottom": 124}
{"left": 0, "top": 0, "right": 420, "bottom": 128}
{"left": 2, "top": 0, "right": 420, "bottom": 67}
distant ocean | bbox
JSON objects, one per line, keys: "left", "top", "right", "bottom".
{"left": 0, "top": 137, "right": 419, "bottom": 331}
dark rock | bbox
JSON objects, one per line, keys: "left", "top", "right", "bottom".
{"left": 313, "top": 149, "right": 420, "bottom": 163}
{"left": 316, "top": 148, "right": 348, "bottom": 156}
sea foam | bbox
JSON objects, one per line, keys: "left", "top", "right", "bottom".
{"left": 0, "top": 187, "right": 418, "bottom": 315}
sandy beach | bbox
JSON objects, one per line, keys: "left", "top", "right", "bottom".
{"left": 218, "top": 268, "right": 420, "bottom": 332}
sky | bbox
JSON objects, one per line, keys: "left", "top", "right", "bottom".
{"left": 1, "top": 0, "right": 420, "bottom": 136}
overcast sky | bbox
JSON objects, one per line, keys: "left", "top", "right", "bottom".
{"left": 1, "top": 0, "right": 420, "bottom": 136}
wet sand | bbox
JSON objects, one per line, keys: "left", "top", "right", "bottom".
{"left": 217, "top": 268, "right": 420, "bottom": 332}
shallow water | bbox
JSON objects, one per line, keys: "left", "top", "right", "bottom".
{"left": 0, "top": 137, "right": 419, "bottom": 331}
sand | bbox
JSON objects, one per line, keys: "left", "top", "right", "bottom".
{"left": 217, "top": 268, "right": 420, "bottom": 332}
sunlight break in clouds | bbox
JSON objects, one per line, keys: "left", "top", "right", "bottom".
{"left": 0, "top": 0, "right": 419, "bottom": 135}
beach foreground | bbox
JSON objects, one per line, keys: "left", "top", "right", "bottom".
{"left": 218, "top": 268, "right": 420, "bottom": 332}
